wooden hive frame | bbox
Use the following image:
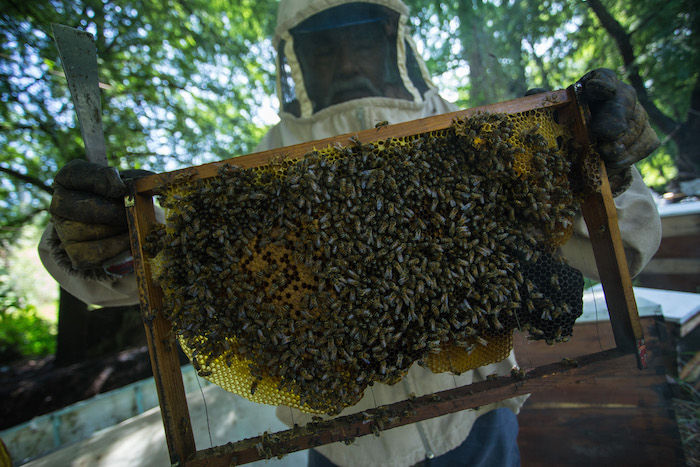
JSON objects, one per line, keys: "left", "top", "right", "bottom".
{"left": 125, "top": 87, "right": 647, "bottom": 466}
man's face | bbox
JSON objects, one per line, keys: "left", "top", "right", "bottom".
{"left": 294, "top": 21, "right": 410, "bottom": 112}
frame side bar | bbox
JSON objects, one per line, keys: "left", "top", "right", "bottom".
{"left": 125, "top": 187, "right": 197, "bottom": 463}
{"left": 580, "top": 168, "right": 647, "bottom": 366}
{"left": 560, "top": 86, "right": 647, "bottom": 368}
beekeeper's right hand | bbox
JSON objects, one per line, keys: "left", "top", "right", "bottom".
{"left": 49, "top": 159, "right": 151, "bottom": 271}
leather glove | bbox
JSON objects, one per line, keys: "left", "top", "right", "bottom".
{"left": 527, "top": 69, "right": 659, "bottom": 195}
{"left": 49, "top": 159, "right": 153, "bottom": 273}
{"left": 577, "top": 68, "right": 660, "bottom": 195}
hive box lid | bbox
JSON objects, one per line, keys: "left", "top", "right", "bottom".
{"left": 578, "top": 284, "right": 700, "bottom": 336}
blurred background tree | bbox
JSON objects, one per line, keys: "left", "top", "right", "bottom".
{"left": 0, "top": 0, "right": 696, "bottom": 363}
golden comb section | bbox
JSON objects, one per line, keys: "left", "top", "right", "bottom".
{"left": 180, "top": 336, "right": 305, "bottom": 409}
{"left": 424, "top": 333, "right": 513, "bottom": 374}
{"left": 147, "top": 110, "right": 588, "bottom": 415}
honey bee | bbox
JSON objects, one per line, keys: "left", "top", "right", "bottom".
{"left": 550, "top": 274, "right": 560, "bottom": 290}
{"left": 561, "top": 356, "right": 579, "bottom": 367}
{"left": 375, "top": 120, "right": 389, "bottom": 130}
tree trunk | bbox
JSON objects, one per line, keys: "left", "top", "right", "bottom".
{"left": 507, "top": 40, "right": 528, "bottom": 98}
{"left": 585, "top": 0, "right": 676, "bottom": 134}
{"left": 54, "top": 288, "right": 146, "bottom": 367}
{"left": 457, "top": 1, "right": 521, "bottom": 106}
{"left": 462, "top": 11, "right": 495, "bottom": 106}
{"left": 54, "top": 287, "right": 88, "bottom": 366}
{"left": 674, "top": 79, "right": 700, "bottom": 181}
{"left": 673, "top": 117, "right": 700, "bottom": 184}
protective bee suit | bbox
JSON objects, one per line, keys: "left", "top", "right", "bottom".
{"left": 37, "top": 0, "right": 661, "bottom": 464}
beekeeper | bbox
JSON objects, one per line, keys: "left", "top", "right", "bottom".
{"left": 39, "top": 1, "right": 662, "bottom": 466}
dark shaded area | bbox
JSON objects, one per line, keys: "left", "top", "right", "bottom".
{"left": 516, "top": 315, "right": 686, "bottom": 465}
{"left": 55, "top": 294, "right": 146, "bottom": 366}
{"left": 2, "top": 346, "right": 146, "bottom": 430}
{"left": 1, "top": 290, "right": 169, "bottom": 430}
{"left": 1, "top": 343, "right": 191, "bottom": 430}
{"left": 1, "top": 294, "right": 191, "bottom": 431}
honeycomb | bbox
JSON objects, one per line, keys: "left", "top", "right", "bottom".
{"left": 147, "top": 110, "right": 589, "bottom": 415}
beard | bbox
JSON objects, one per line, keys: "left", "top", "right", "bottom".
{"left": 320, "top": 75, "right": 383, "bottom": 108}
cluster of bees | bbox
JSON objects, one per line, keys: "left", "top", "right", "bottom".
{"left": 148, "top": 110, "right": 587, "bottom": 414}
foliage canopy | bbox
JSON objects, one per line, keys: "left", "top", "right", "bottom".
{"left": 0, "top": 264, "right": 56, "bottom": 362}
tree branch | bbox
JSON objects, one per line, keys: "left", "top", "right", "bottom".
{"left": 0, "top": 207, "right": 46, "bottom": 233}
{"left": 524, "top": 36, "right": 551, "bottom": 90}
{"left": 688, "top": 72, "right": 700, "bottom": 128}
{"left": 0, "top": 165, "right": 53, "bottom": 194}
{"left": 0, "top": 123, "right": 40, "bottom": 132}
{"left": 585, "top": 0, "right": 677, "bottom": 135}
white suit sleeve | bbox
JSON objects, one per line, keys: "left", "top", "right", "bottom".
{"left": 38, "top": 223, "right": 141, "bottom": 307}
{"left": 37, "top": 207, "right": 166, "bottom": 307}
{"left": 560, "top": 167, "right": 662, "bottom": 280}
